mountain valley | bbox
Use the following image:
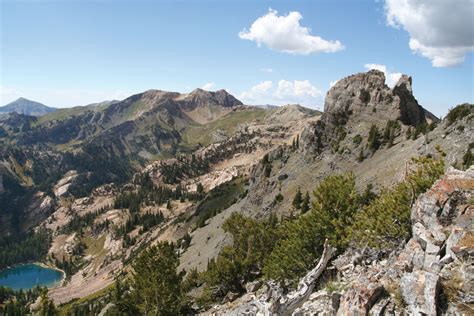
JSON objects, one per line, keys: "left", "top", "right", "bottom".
{"left": 0, "top": 70, "right": 472, "bottom": 315}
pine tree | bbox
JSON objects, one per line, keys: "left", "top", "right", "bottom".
{"left": 301, "top": 191, "right": 310, "bottom": 213}
{"left": 203, "top": 213, "right": 280, "bottom": 299}
{"left": 264, "top": 164, "right": 272, "bottom": 177}
{"left": 196, "top": 182, "right": 204, "bottom": 200}
{"left": 292, "top": 188, "right": 302, "bottom": 210}
{"left": 131, "top": 242, "right": 183, "bottom": 315}
{"left": 349, "top": 152, "right": 445, "bottom": 249}
{"left": 463, "top": 144, "right": 473, "bottom": 169}
{"left": 367, "top": 124, "right": 381, "bottom": 151}
{"left": 264, "top": 173, "right": 360, "bottom": 283}
{"left": 40, "top": 290, "right": 56, "bottom": 316}
{"left": 357, "top": 148, "right": 365, "bottom": 162}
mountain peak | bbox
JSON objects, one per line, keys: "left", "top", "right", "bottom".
{"left": 325, "top": 70, "right": 427, "bottom": 126}
{"left": 0, "top": 97, "right": 57, "bottom": 116}
{"left": 181, "top": 88, "right": 242, "bottom": 111}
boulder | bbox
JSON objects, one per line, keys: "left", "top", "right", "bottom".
{"left": 337, "top": 281, "right": 384, "bottom": 315}
{"left": 400, "top": 271, "right": 439, "bottom": 315}
{"left": 292, "top": 290, "right": 340, "bottom": 315}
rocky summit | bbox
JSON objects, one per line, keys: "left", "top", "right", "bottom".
{"left": 324, "top": 70, "right": 427, "bottom": 126}
{"left": 0, "top": 70, "right": 472, "bottom": 315}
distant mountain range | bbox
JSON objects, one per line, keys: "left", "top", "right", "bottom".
{"left": 0, "top": 97, "right": 58, "bottom": 116}
{"left": 0, "top": 72, "right": 472, "bottom": 313}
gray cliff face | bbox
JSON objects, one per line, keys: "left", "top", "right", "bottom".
{"left": 324, "top": 70, "right": 427, "bottom": 126}
{"left": 392, "top": 75, "right": 428, "bottom": 126}
{"left": 301, "top": 70, "right": 434, "bottom": 156}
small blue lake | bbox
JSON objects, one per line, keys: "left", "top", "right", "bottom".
{"left": 0, "top": 263, "right": 63, "bottom": 290}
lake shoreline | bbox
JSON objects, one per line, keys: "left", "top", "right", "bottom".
{"left": 34, "top": 262, "right": 66, "bottom": 288}
{"left": 0, "top": 262, "right": 65, "bottom": 290}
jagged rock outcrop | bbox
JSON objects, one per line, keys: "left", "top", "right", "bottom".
{"left": 301, "top": 70, "right": 435, "bottom": 155}
{"left": 202, "top": 167, "right": 474, "bottom": 315}
{"left": 392, "top": 75, "right": 427, "bottom": 126}
{"left": 324, "top": 70, "right": 427, "bottom": 126}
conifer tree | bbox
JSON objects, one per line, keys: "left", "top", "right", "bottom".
{"left": 263, "top": 173, "right": 360, "bottom": 283}
{"left": 292, "top": 188, "right": 302, "bottom": 210}
{"left": 264, "top": 164, "right": 272, "bottom": 177}
{"left": 349, "top": 151, "right": 445, "bottom": 249}
{"left": 197, "top": 182, "right": 204, "bottom": 200}
{"left": 131, "top": 242, "right": 183, "bottom": 315}
{"left": 40, "top": 290, "right": 56, "bottom": 316}
{"left": 357, "top": 148, "right": 365, "bottom": 162}
{"left": 367, "top": 124, "right": 381, "bottom": 151}
{"left": 301, "top": 191, "right": 310, "bottom": 213}
{"left": 203, "top": 213, "right": 279, "bottom": 298}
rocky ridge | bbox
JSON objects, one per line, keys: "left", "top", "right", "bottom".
{"left": 302, "top": 70, "right": 437, "bottom": 157}
{"left": 203, "top": 167, "right": 474, "bottom": 315}
{"left": 178, "top": 72, "right": 472, "bottom": 280}
{"left": 0, "top": 71, "right": 471, "bottom": 312}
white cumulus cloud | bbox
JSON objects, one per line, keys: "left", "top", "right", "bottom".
{"left": 201, "top": 82, "right": 215, "bottom": 90}
{"left": 275, "top": 80, "right": 320, "bottom": 99}
{"left": 364, "top": 64, "right": 402, "bottom": 88}
{"left": 329, "top": 80, "right": 339, "bottom": 88}
{"left": 239, "top": 9, "right": 344, "bottom": 55}
{"left": 239, "top": 81, "right": 273, "bottom": 102}
{"left": 239, "top": 79, "right": 322, "bottom": 109}
{"left": 385, "top": 0, "right": 473, "bottom": 67}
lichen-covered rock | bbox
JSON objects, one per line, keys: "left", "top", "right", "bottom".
{"left": 399, "top": 167, "right": 473, "bottom": 314}
{"left": 400, "top": 270, "right": 439, "bottom": 315}
{"left": 337, "top": 282, "right": 384, "bottom": 315}
{"left": 200, "top": 167, "right": 473, "bottom": 315}
{"left": 292, "top": 290, "right": 340, "bottom": 315}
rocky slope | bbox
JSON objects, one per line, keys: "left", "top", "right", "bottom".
{"left": 0, "top": 89, "right": 254, "bottom": 237}
{"left": 13, "top": 88, "right": 242, "bottom": 150}
{"left": 0, "top": 71, "right": 471, "bottom": 313}
{"left": 176, "top": 71, "right": 472, "bottom": 303}
{"left": 227, "top": 70, "right": 467, "bottom": 222}
{"left": 203, "top": 167, "right": 474, "bottom": 315}
{"left": 35, "top": 101, "right": 316, "bottom": 304}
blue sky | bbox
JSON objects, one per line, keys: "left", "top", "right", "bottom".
{"left": 1, "top": 0, "right": 473, "bottom": 116}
